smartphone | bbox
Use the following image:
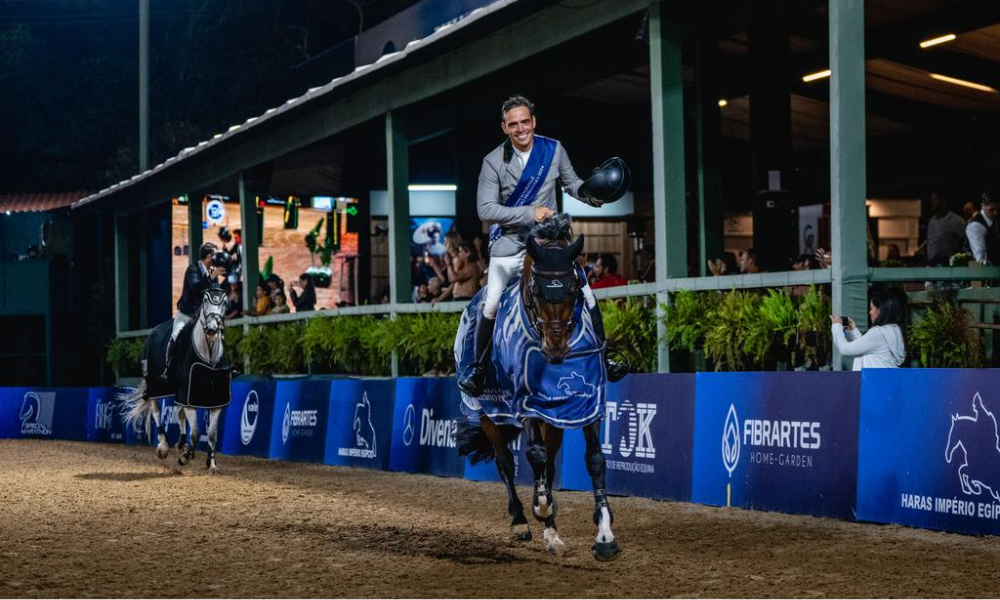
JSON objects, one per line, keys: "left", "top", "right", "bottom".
{"left": 841, "top": 316, "right": 850, "bottom": 327}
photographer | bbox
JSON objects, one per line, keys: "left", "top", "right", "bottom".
{"left": 831, "top": 289, "right": 906, "bottom": 370}
{"left": 160, "top": 243, "right": 227, "bottom": 378}
{"left": 289, "top": 273, "right": 316, "bottom": 312}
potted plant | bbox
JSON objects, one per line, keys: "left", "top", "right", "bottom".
{"left": 304, "top": 215, "right": 335, "bottom": 288}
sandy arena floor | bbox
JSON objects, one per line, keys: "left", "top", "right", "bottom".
{"left": 1, "top": 439, "right": 998, "bottom": 598}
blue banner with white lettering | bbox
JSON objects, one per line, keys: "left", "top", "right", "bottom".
{"left": 222, "top": 379, "right": 276, "bottom": 458}
{"left": 857, "top": 369, "right": 1000, "bottom": 536}
{"left": 691, "top": 372, "right": 860, "bottom": 519}
{"left": 269, "top": 379, "right": 331, "bottom": 463}
{"left": 325, "top": 379, "right": 396, "bottom": 470}
{"left": 560, "top": 374, "right": 694, "bottom": 501}
{"left": 87, "top": 387, "right": 125, "bottom": 443}
{"left": 389, "top": 378, "right": 465, "bottom": 477}
{"left": 0, "top": 388, "right": 88, "bottom": 441}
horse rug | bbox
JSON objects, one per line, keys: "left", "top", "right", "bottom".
{"left": 456, "top": 277, "right": 606, "bottom": 429}
{"left": 184, "top": 363, "right": 233, "bottom": 408}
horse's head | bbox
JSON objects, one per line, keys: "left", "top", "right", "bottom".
{"left": 200, "top": 285, "right": 228, "bottom": 337}
{"left": 525, "top": 231, "right": 584, "bottom": 364}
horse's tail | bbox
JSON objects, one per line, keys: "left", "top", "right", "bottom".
{"left": 120, "top": 381, "right": 151, "bottom": 432}
{"left": 457, "top": 420, "right": 520, "bottom": 465}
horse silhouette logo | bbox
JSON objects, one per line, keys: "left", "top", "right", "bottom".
{"left": 353, "top": 392, "right": 377, "bottom": 454}
{"left": 556, "top": 372, "right": 596, "bottom": 399}
{"left": 20, "top": 391, "right": 56, "bottom": 436}
{"left": 945, "top": 393, "right": 1000, "bottom": 502}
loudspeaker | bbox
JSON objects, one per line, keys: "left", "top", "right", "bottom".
{"left": 752, "top": 190, "right": 798, "bottom": 272}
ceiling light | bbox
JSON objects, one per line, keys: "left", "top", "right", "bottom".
{"left": 408, "top": 184, "right": 457, "bottom": 192}
{"left": 718, "top": 99, "right": 728, "bottom": 107}
{"left": 919, "top": 34, "right": 956, "bottom": 48}
{"left": 802, "top": 69, "right": 832, "bottom": 82}
{"left": 930, "top": 73, "right": 998, "bottom": 93}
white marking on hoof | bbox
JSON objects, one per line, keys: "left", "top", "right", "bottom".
{"left": 543, "top": 527, "right": 566, "bottom": 558}
{"left": 596, "top": 507, "right": 615, "bottom": 544}
{"left": 509, "top": 523, "right": 531, "bottom": 541}
{"left": 156, "top": 444, "right": 169, "bottom": 460}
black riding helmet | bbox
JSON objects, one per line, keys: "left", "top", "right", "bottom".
{"left": 579, "top": 157, "right": 631, "bottom": 204}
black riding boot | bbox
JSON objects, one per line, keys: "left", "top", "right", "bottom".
{"left": 159, "top": 337, "right": 175, "bottom": 380}
{"left": 588, "top": 303, "right": 629, "bottom": 382}
{"left": 458, "top": 314, "right": 496, "bottom": 397}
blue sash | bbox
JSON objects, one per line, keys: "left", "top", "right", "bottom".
{"left": 489, "top": 136, "right": 557, "bottom": 243}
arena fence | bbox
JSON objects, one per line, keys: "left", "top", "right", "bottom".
{"left": 1, "top": 370, "right": 998, "bottom": 536}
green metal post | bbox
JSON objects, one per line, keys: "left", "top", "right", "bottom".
{"left": 114, "top": 212, "right": 130, "bottom": 335}
{"left": 694, "top": 0, "right": 724, "bottom": 276}
{"left": 829, "top": 0, "right": 870, "bottom": 369}
{"left": 385, "top": 111, "right": 412, "bottom": 305}
{"left": 239, "top": 172, "right": 261, "bottom": 316}
{"left": 650, "top": 1, "right": 688, "bottom": 373}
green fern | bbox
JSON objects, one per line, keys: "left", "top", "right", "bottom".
{"left": 909, "top": 301, "right": 982, "bottom": 368}
{"left": 703, "top": 290, "right": 760, "bottom": 371}
{"left": 662, "top": 290, "right": 709, "bottom": 354}
{"left": 601, "top": 297, "right": 658, "bottom": 373}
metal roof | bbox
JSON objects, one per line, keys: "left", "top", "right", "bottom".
{"left": 1, "top": 191, "right": 91, "bottom": 214}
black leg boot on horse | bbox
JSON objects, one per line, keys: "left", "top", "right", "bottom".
{"left": 588, "top": 303, "right": 629, "bottom": 383}
{"left": 525, "top": 419, "right": 566, "bottom": 557}
{"left": 458, "top": 314, "right": 496, "bottom": 397}
{"left": 584, "top": 421, "right": 621, "bottom": 561}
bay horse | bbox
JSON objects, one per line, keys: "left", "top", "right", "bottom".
{"left": 123, "top": 285, "right": 232, "bottom": 473}
{"left": 456, "top": 216, "right": 620, "bottom": 561}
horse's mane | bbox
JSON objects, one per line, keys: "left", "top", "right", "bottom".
{"left": 531, "top": 213, "right": 573, "bottom": 244}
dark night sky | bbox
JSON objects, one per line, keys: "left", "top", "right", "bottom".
{"left": 0, "top": 0, "right": 419, "bottom": 193}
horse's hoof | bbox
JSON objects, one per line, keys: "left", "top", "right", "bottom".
{"left": 591, "top": 540, "right": 621, "bottom": 562}
{"left": 509, "top": 524, "right": 532, "bottom": 542}
{"left": 544, "top": 528, "right": 566, "bottom": 558}
{"left": 156, "top": 447, "right": 168, "bottom": 460}
{"left": 208, "top": 466, "right": 219, "bottom": 476}
{"left": 177, "top": 453, "right": 189, "bottom": 466}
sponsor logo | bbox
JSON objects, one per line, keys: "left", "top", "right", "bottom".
{"left": 419, "top": 408, "right": 457, "bottom": 448}
{"left": 206, "top": 200, "right": 225, "bottom": 224}
{"left": 339, "top": 392, "right": 377, "bottom": 459}
{"left": 545, "top": 279, "right": 564, "bottom": 289}
{"left": 240, "top": 390, "right": 259, "bottom": 446}
{"left": 281, "top": 403, "right": 291, "bottom": 445}
{"left": 403, "top": 404, "right": 416, "bottom": 446}
{"left": 601, "top": 399, "right": 657, "bottom": 474}
{"left": 946, "top": 393, "right": 1000, "bottom": 502}
{"left": 722, "top": 403, "right": 821, "bottom": 473}
{"left": 556, "top": 372, "right": 596, "bottom": 399}
{"left": 20, "top": 391, "right": 55, "bottom": 436}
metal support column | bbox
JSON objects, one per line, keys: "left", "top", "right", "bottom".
{"left": 239, "top": 171, "right": 261, "bottom": 315}
{"left": 385, "top": 111, "right": 412, "bottom": 305}
{"left": 186, "top": 194, "right": 202, "bottom": 267}
{"left": 114, "top": 212, "right": 130, "bottom": 335}
{"left": 139, "top": 0, "right": 149, "bottom": 172}
{"left": 650, "top": 1, "right": 688, "bottom": 373}
{"left": 694, "top": 0, "right": 724, "bottom": 275}
{"left": 829, "top": 0, "right": 870, "bottom": 369}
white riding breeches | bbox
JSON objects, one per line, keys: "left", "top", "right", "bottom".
{"left": 170, "top": 312, "right": 193, "bottom": 342}
{"left": 481, "top": 251, "right": 596, "bottom": 319}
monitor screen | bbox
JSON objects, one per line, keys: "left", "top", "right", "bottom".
{"left": 409, "top": 217, "right": 454, "bottom": 257}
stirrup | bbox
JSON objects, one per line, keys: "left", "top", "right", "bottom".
{"left": 606, "top": 357, "right": 630, "bottom": 383}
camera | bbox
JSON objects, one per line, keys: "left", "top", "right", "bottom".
{"left": 212, "top": 251, "right": 232, "bottom": 271}
{"left": 841, "top": 316, "right": 850, "bottom": 328}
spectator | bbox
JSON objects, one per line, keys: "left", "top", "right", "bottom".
{"left": 225, "top": 285, "right": 243, "bottom": 320}
{"left": 289, "top": 273, "right": 316, "bottom": 312}
{"left": 434, "top": 242, "right": 482, "bottom": 304}
{"left": 791, "top": 254, "right": 820, "bottom": 271}
{"left": 583, "top": 252, "right": 600, "bottom": 283}
{"left": 425, "top": 277, "right": 447, "bottom": 302}
{"left": 965, "top": 191, "right": 999, "bottom": 265}
{"left": 831, "top": 288, "right": 906, "bottom": 370}
{"left": 963, "top": 201, "right": 979, "bottom": 222}
{"left": 252, "top": 282, "right": 272, "bottom": 316}
{"left": 269, "top": 290, "right": 290, "bottom": 314}
{"left": 707, "top": 251, "right": 738, "bottom": 276}
{"left": 738, "top": 248, "right": 763, "bottom": 274}
{"left": 639, "top": 245, "right": 656, "bottom": 282}
{"left": 886, "top": 244, "right": 902, "bottom": 261}
{"left": 266, "top": 273, "right": 285, "bottom": 303}
{"left": 920, "top": 192, "right": 966, "bottom": 266}
{"left": 591, "top": 253, "right": 627, "bottom": 289}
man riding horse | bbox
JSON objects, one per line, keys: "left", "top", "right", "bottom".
{"left": 162, "top": 242, "right": 228, "bottom": 379}
{"left": 458, "top": 95, "right": 627, "bottom": 397}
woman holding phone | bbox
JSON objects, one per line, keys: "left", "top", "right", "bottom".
{"left": 831, "top": 289, "right": 907, "bottom": 369}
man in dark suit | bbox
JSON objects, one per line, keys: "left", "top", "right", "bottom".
{"left": 161, "top": 242, "right": 226, "bottom": 378}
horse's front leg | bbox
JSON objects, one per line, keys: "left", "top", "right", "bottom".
{"left": 525, "top": 418, "right": 564, "bottom": 557}
{"left": 205, "top": 408, "right": 221, "bottom": 474}
{"left": 149, "top": 397, "right": 169, "bottom": 459}
{"left": 480, "top": 417, "right": 530, "bottom": 541}
{"left": 176, "top": 405, "right": 191, "bottom": 466}
{"left": 583, "top": 420, "right": 620, "bottom": 561}
{"left": 541, "top": 423, "right": 566, "bottom": 557}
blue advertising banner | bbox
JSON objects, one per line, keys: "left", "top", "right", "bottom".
{"left": 121, "top": 395, "right": 217, "bottom": 450}
{"left": 560, "top": 374, "right": 695, "bottom": 501}
{"left": 691, "top": 372, "right": 860, "bottom": 519}
{"left": 269, "top": 379, "right": 331, "bottom": 463}
{"left": 463, "top": 425, "right": 543, "bottom": 488}
{"left": 325, "top": 379, "right": 396, "bottom": 470}
{"left": 858, "top": 369, "right": 1000, "bottom": 536}
{"left": 87, "top": 387, "right": 125, "bottom": 443}
{"left": 389, "top": 378, "right": 465, "bottom": 477}
{"left": 222, "top": 379, "right": 276, "bottom": 458}
{"left": 0, "top": 388, "right": 88, "bottom": 441}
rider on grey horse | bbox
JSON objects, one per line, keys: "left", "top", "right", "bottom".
{"left": 458, "top": 94, "right": 628, "bottom": 397}
{"left": 161, "top": 242, "right": 227, "bottom": 379}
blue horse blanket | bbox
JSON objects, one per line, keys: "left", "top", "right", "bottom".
{"left": 455, "top": 277, "right": 606, "bottom": 429}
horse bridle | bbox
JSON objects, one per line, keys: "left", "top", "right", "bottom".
{"left": 200, "top": 290, "right": 227, "bottom": 335}
{"left": 525, "top": 265, "right": 579, "bottom": 336}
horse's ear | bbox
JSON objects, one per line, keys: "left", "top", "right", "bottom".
{"left": 526, "top": 235, "right": 542, "bottom": 261}
{"left": 566, "top": 234, "right": 585, "bottom": 261}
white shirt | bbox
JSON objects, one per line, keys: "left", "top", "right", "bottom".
{"left": 927, "top": 211, "right": 966, "bottom": 263}
{"left": 514, "top": 145, "right": 532, "bottom": 169}
{"left": 965, "top": 213, "right": 994, "bottom": 264}
{"left": 832, "top": 323, "right": 906, "bottom": 370}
